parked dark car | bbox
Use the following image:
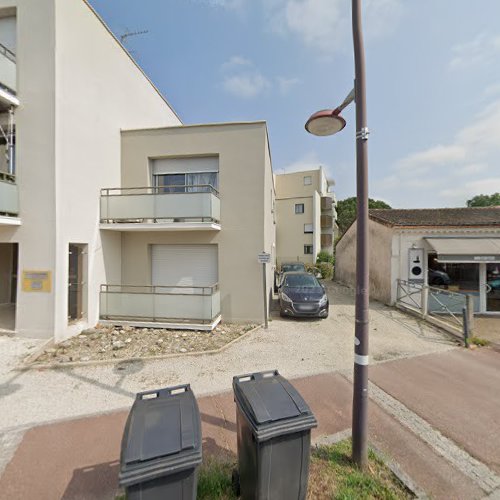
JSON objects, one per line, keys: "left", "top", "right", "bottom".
{"left": 274, "top": 262, "right": 307, "bottom": 292}
{"left": 279, "top": 272, "right": 329, "bottom": 319}
{"left": 428, "top": 268, "right": 452, "bottom": 286}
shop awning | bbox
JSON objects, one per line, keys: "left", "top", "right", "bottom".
{"left": 424, "top": 237, "right": 500, "bottom": 262}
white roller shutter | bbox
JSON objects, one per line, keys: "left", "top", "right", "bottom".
{"left": 152, "top": 157, "right": 219, "bottom": 175}
{"left": 152, "top": 244, "right": 218, "bottom": 287}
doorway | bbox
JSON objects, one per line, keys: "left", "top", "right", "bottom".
{"left": 68, "top": 244, "right": 87, "bottom": 322}
{"left": 0, "top": 242, "right": 17, "bottom": 331}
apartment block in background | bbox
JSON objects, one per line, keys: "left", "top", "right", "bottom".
{"left": 275, "top": 167, "right": 337, "bottom": 265}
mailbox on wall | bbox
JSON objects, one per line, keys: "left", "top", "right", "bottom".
{"left": 408, "top": 248, "right": 424, "bottom": 284}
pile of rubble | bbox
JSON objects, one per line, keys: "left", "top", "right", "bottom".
{"left": 35, "top": 322, "right": 256, "bottom": 364}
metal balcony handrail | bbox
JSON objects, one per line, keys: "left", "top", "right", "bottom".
{"left": 0, "top": 42, "right": 15, "bottom": 63}
{"left": 0, "top": 171, "right": 15, "bottom": 184}
{"left": 100, "top": 283, "right": 219, "bottom": 296}
{"left": 101, "top": 185, "right": 219, "bottom": 197}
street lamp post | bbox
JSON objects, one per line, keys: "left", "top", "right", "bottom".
{"left": 305, "top": 0, "right": 370, "bottom": 469}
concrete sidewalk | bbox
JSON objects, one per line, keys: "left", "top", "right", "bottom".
{"left": 1, "top": 358, "right": 497, "bottom": 500}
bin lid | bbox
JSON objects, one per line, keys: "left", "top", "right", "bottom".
{"left": 121, "top": 385, "right": 201, "bottom": 466}
{"left": 233, "top": 371, "right": 317, "bottom": 440}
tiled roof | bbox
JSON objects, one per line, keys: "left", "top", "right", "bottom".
{"left": 369, "top": 207, "right": 500, "bottom": 227}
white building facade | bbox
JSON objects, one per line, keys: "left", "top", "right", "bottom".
{"left": 0, "top": 0, "right": 275, "bottom": 340}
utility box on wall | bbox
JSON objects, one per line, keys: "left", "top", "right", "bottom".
{"left": 408, "top": 248, "right": 424, "bottom": 284}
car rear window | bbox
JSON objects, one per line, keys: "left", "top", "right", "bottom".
{"left": 282, "top": 264, "right": 306, "bottom": 273}
{"left": 284, "top": 274, "right": 319, "bottom": 288}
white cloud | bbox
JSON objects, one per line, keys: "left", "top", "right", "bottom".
{"left": 484, "top": 83, "right": 500, "bottom": 98}
{"left": 276, "top": 76, "right": 301, "bottom": 93}
{"left": 395, "top": 144, "right": 466, "bottom": 172}
{"left": 264, "top": 0, "right": 402, "bottom": 56}
{"left": 223, "top": 73, "right": 271, "bottom": 98}
{"left": 207, "top": 0, "right": 402, "bottom": 56}
{"left": 449, "top": 33, "right": 500, "bottom": 70}
{"left": 221, "top": 56, "right": 252, "bottom": 71}
{"left": 221, "top": 56, "right": 270, "bottom": 98}
{"left": 440, "top": 178, "right": 500, "bottom": 205}
{"left": 279, "top": 152, "right": 327, "bottom": 174}
{"left": 205, "top": 0, "right": 246, "bottom": 10}
{"left": 220, "top": 56, "right": 299, "bottom": 98}
{"left": 378, "top": 98, "right": 500, "bottom": 207}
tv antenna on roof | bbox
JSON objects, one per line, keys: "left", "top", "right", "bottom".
{"left": 119, "top": 28, "right": 149, "bottom": 45}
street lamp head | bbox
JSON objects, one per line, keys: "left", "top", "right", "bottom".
{"left": 305, "top": 109, "right": 346, "bottom": 137}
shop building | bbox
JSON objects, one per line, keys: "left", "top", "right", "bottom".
{"left": 335, "top": 207, "right": 500, "bottom": 314}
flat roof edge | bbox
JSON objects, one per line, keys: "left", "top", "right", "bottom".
{"left": 121, "top": 120, "right": 268, "bottom": 133}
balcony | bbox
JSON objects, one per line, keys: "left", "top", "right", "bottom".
{"left": 0, "top": 172, "right": 20, "bottom": 224}
{"left": 0, "top": 43, "right": 17, "bottom": 109}
{"left": 321, "top": 233, "right": 333, "bottom": 249}
{"left": 320, "top": 214, "right": 333, "bottom": 229}
{"left": 321, "top": 196, "right": 333, "bottom": 212}
{"left": 99, "top": 284, "right": 221, "bottom": 330}
{"left": 100, "top": 185, "right": 221, "bottom": 231}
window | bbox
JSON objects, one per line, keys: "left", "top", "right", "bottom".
{"left": 304, "top": 245, "right": 313, "bottom": 254}
{"left": 154, "top": 172, "right": 218, "bottom": 193}
{"left": 304, "top": 176, "right": 312, "bottom": 186}
{"left": 304, "top": 223, "right": 313, "bottom": 233}
{"left": 295, "top": 203, "right": 304, "bottom": 214}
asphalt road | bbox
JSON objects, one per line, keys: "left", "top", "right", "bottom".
{"left": 370, "top": 347, "right": 500, "bottom": 476}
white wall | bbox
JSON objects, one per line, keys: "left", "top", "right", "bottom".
{"left": 0, "top": 0, "right": 181, "bottom": 340}
{"left": 0, "top": 0, "right": 58, "bottom": 338}
{"left": 52, "top": 0, "right": 181, "bottom": 340}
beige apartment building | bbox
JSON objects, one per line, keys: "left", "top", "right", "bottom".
{"left": 275, "top": 167, "right": 337, "bottom": 265}
{"left": 0, "top": 0, "right": 275, "bottom": 341}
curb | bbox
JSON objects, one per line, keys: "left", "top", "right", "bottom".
{"left": 16, "top": 324, "right": 263, "bottom": 371}
{"left": 313, "top": 429, "right": 427, "bottom": 499}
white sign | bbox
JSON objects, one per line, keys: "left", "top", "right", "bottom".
{"left": 258, "top": 252, "right": 271, "bottom": 264}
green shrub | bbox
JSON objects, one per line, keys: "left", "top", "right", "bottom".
{"left": 317, "top": 262, "right": 334, "bottom": 280}
{"left": 316, "top": 251, "right": 335, "bottom": 264}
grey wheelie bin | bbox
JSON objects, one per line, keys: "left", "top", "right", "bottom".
{"left": 233, "top": 370, "right": 318, "bottom": 500}
{"left": 119, "top": 384, "right": 202, "bottom": 500}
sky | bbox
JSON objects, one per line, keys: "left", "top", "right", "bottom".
{"left": 89, "top": 0, "right": 500, "bottom": 208}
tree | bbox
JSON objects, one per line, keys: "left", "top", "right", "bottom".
{"left": 466, "top": 193, "right": 500, "bottom": 207}
{"left": 336, "top": 197, "right": 391, "bottom": 236}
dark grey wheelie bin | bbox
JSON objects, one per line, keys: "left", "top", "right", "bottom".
{"left": 119, "top": 384, "right": 202, "bottom": 500}
{"left": 233, "top": 370, "right": 317, "bottom": 500}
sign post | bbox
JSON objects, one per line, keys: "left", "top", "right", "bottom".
{"left": 258, "top": 252, "right": 271, "bottom": 329}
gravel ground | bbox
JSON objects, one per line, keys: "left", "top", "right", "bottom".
{"left": 0, "top": 282, "right": 456, "bottom": 432}
{"left": 34, "top": 323, "right": 255, "bottom": 364}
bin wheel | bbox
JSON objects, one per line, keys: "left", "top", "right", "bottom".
{"left": 232, "top": 468, "right": 241, "bottom": 496}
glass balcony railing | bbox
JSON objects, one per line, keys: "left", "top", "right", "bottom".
{"left": 99, "top": 284, "right": 221, "bottom": 324}
{"left": 0, "top": 172, "right": 18, "bottom": 216}
{"left": 0, "top": 43, "right": 16, "bottom": 94}
{"left": 100, "top": 185, "right": 220, "bottom": 226}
